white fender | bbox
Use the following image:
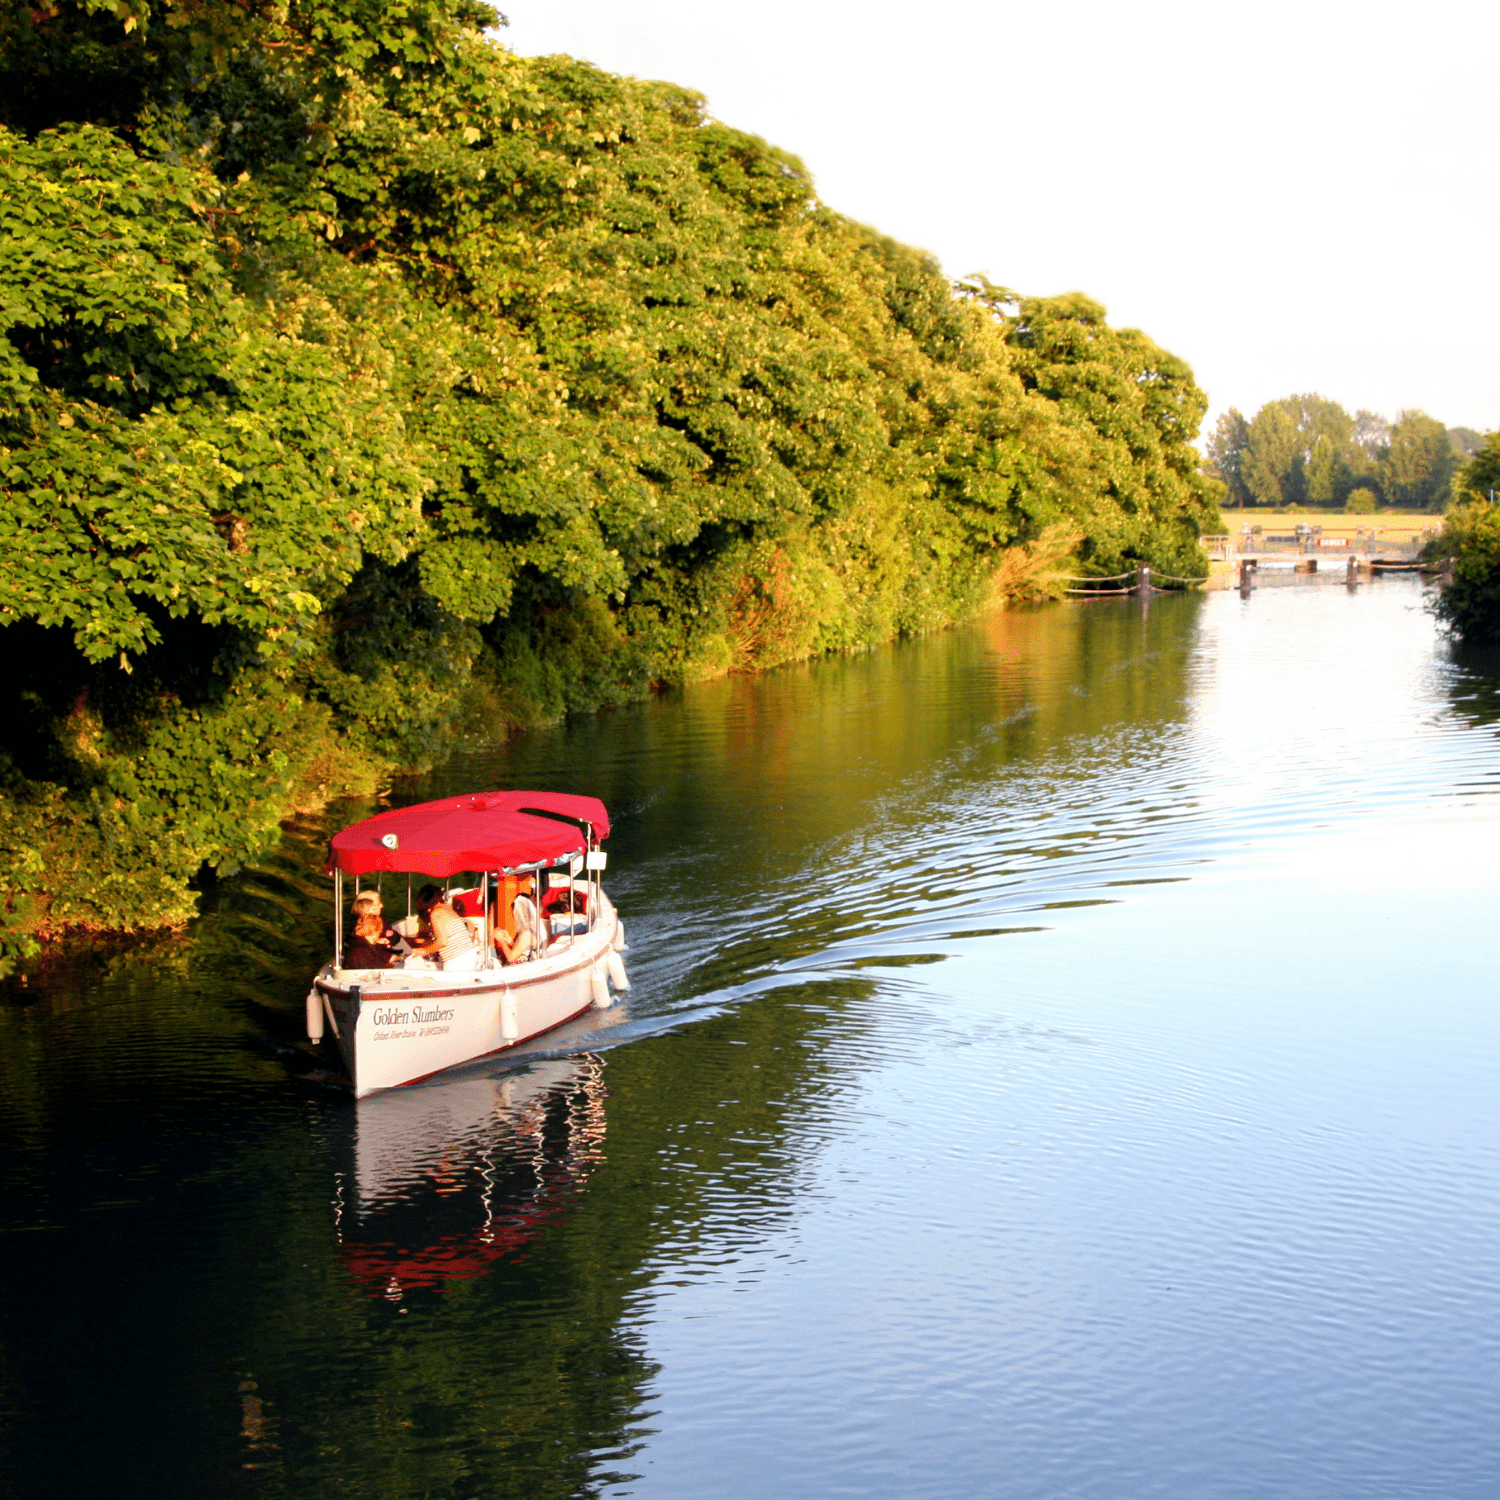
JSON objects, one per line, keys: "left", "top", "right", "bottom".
{"left": 605, "top": 950, "right": 630, "bottom": 992}
{"left": 500, "top": 988, "right": 518, "bottom": 1041}
{"left": 306, "top": 989, "right": 324, "bottom": 1043}
{"left": 612, "top": 920, "right": 626, "bottom": 953}
{"left": 591, "top": 966, "right": 612, "bottom": 1010}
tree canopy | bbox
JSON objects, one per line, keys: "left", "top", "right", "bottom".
{"left": 0, "top": 0, "right": 1219, "bottom": 965}
{"left": 1204, "top": 393, "right": 1467, "bottom": 511}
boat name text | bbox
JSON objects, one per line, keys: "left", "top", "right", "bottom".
{"left": 370, "top": 1004, "right": 456, "bottom": 1027}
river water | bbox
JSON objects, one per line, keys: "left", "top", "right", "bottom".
{"left": 3, "top": 577, "right": 1498, "bottom": 1499}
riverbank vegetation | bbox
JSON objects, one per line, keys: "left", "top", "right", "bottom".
{"left": 1425, "top": 432, "right": 1500, "bottom": 640}
{"left": 0, "top": 0, "right": 1219, "bottom": 967}
{"left": 1205, "top": 396, "right": 1481, "bottom": 511}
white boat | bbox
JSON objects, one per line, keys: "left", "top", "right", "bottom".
{"left": 305, "top": 790, "right": 628, "bottom": 1097}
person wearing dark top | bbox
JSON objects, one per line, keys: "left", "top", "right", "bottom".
{"left": 345, "top": 912, "right": 397, "bottom": 968}
{"left": 351, "top": 890, "right": 403, "bottom": 953}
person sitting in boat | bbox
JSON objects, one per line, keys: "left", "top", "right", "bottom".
{"left": 492, "top": 875, "right": 538, "bottom": 965}
{"left": 344, "top": 912, "right": 398, "bottom": 969}
{"left": 541, "top": 879, "right": 589, "bottom": 939}
{"left": 351, "top": 890, "right": 404, "bottom": 954}
{"left": 404, "top": 885, "right": 481, "bottom": 971}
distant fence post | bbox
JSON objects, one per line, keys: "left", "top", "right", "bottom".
{"left": 1136, "top": 564, "right": 1151, "bottom": 595}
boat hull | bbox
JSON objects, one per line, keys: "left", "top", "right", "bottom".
{"left": 313, "top": 898, "right": 622, "bottom": 1097}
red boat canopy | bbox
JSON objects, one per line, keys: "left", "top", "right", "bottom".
{"left": 327, "top": 790, "right": 610, "bottom": 878}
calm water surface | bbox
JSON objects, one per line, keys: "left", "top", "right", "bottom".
{"left": 3, "top": 578, "right": 1498, "bottom": 1499}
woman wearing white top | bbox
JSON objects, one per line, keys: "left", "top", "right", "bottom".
{"left": 405, "top": 885, "right": 481, "bottom": 971}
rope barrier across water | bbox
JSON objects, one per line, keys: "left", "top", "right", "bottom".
{"left": 1060, "top": 565, "right": 1209, "bottom": 597}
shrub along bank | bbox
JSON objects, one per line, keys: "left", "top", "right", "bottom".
{"left": 1424, "top": 436, "right": 1500, "bottom": 640}
{"left": 0, "top": 1, "right": 1220, "bottom": 968}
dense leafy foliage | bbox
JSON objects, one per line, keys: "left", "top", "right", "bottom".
{"left": 1428, "top": 434, "right": 1500, "bottom": 640}
{"left": 0, "top": 0, "right": 1218, "bottom": 964}
{"left": 1451, "top": 431, "right": 1500, "bottom": 508}
{"left": 1429, "top": 500, "right": 1500, "bottom": 641}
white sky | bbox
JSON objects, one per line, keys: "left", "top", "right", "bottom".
{"left": 500, "top": 0, "right": 1500, "bottom": 438}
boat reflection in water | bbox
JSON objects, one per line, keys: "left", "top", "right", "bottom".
{"left": 332, "top": 1057, "right": 607, "bottom": 1300}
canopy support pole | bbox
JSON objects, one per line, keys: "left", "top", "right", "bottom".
{"left": 334, "top": 868, "right": 343, "bottom": 970}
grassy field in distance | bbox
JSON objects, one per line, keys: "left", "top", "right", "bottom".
{"left": 1217, "top": 510, "right": 1439, "bottom": 539}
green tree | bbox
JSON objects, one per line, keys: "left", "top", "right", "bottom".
{"left": 1204, "top": 408, "right": 1251, "bottom": 507}
{"left": 1451, "top": 431, "right": 1500, "bottom": 505}
{"left": 1346, "top": 486, "right": 1379, "bottom": 514}
{"left": 960, "top": 283, "right": 1220, "bottom": 574}
{"left": 1382, "top": 410, "right": 1456, "bottom": 510}
{"left": 1242, "top": 401, "right": 1302, "bottom": 505}
{"left": 1242, "top": 394, "right": 1359, "bottom": 507}
{"left": 1306, "top": 433, "right": 1353, "bottom": 505}
{"left": 1431, "top": 501, "right": 1500, "bottom": 639}
{"left": 1435, "top": 439, "right": 1500, "bottom": 638}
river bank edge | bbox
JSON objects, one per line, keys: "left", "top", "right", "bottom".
{"left": 2, "top": 529, "right": 1123, "bottom": 978}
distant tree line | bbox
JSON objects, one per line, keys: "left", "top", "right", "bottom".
{"left": 1205, "top": 396, "right": 1483, "bottom": 511}
{"left": 1205, "top": 392, "right": 1500, "bottom": 642}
